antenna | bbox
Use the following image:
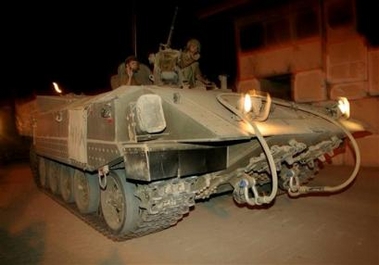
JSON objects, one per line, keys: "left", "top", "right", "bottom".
{"left": 132, "top": 0, "right": 137, "bottom": 56}
{"left": 166, "top": 6, "right": 179, "bottom": 49}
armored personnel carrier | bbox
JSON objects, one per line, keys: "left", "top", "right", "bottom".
{"left": 21, "top": 83, "right": 364, "bottom": 241}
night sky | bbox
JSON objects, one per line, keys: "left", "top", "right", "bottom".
{"left": 3, "top": 1, "right": 230, "bottom": 99}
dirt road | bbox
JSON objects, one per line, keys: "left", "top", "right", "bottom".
{"left": 0, "top": 162, "right": 378, "bottom": 264}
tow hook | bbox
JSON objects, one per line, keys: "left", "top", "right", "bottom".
{"left": 288, "top": 175, "right": 300, "bottom": 195}
{"left": 234, "top": 174, "right": 273, "bottom": 206}
{"left": 98, "top": 165, "right": 109, "bottom": 189}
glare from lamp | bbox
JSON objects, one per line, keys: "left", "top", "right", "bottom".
{"left": 244, "top": 94, "right": 252, "bottom": 113}
{"left": 53, "top": 82, "right": 62, "bottom": 94}
{"left": 337, "top": 97, "right": 350, "bottom": 119}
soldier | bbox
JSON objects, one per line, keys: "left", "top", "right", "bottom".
{"left": 119, "top": 55, "right": 139, "bottom": 86}
{"left": 111, "top": 56, "right": 152, "bottom": 89}
{"left": 178, "top": 38, "right": 213, "bottom": 88}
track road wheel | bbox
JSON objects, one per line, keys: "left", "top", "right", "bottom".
{"left": 59, "top": 166, "right": 74, "bottom": 203}
{"left": 48, "top": 161, "right": 60, "bottom": 195}
{"left": 38, "top": 157, "right": 48, "bottom": 189}
{"left": 100, "top": 171, "right": 140, "bottom": 235}
{"left": 73, "top": 170, "right": 100, "bottom": 214}
{"left": 29, "top": 144, "right": 39, "bottom": 186}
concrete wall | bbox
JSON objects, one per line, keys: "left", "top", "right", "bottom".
{"left": 234, "top": 0, "right": 378, "bottom": 166}
{"left": 236, "top": 40, "right": 378, "bottom": 167}
{"left": 239, "top": 41, "right": 322, "bottom": 80}
{"left": 368, "top": 49, "right": 379, "bottom": 96}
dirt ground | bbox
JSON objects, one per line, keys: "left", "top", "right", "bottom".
{"left": 0, "top": 162, "right": 378, "bottom": 265}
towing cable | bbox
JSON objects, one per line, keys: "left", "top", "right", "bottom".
{"left": 217, "top": 93, "right": 277, "bottom": 206}
{"left": 216, "top": 92, "right": 361, "bottom": 205}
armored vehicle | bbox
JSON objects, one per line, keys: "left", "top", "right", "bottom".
{"left": 21, "top": 83, "right": 365, "bottom": 241}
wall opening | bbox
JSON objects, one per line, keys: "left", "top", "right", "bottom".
{"left": 260, "top": 74, "right": 292, "bottom": 100}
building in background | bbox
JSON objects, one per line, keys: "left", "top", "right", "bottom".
{"left": 230, "top": 0, "right": 378, "bottom": 166}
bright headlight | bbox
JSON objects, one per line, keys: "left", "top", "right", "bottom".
{"left": 243, "top": 93, "right": 252, "bottom": 113}
{"left": 239, "top": 90, "right": 270, "bottom": 121}
{"left": 337, "top": 97, "right": 350, "bottom": 119}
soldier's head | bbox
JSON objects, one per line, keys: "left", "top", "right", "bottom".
{"left": 186, "top": 39, "right": 201, "bottom": 53}
{"left": 125, "top": 55, "right": 140, "bottom": 72}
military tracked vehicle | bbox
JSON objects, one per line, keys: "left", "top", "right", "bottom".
{"left": 21, "top": 83, "right": 364, "bottom": 241}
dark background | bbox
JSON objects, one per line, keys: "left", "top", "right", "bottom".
{"left": 1, "top": 0, "right": 236, "bottom": 99}
{"left": 1, "top": 0, "right": 378, "bottom": 100}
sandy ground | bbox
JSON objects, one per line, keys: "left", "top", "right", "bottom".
{"left": 0, "top": 162, "right": 378, "bottom": 265}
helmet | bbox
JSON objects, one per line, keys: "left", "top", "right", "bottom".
{"left": 186, "top": 39, "right": 201, "bottom": 52}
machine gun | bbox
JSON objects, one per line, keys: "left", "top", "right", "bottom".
{"left": 160, "top": 6, "right": 179, "bottom": 50}
{"left": 153, "top": 6, "right": 183, "bottom": 86}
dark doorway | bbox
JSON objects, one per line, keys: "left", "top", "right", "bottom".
{"left": 260, "top": 74, "right": 292, "bottom": 100}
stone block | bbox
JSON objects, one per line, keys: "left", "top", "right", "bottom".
{"left": 293, "top": 69, "right": 327, "bottom": 102}
{"left": 368, "top": 49, "right": 379, "bottom": 96}
{"left": 327, "top": 38, "right": 367, "bottom": 84}
{"left": 329, "top": 82, "right": 368, "bottom": 100}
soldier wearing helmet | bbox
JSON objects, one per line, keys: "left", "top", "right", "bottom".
{"left": 178, "top": 38, "right": 212, "bottom": 88}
